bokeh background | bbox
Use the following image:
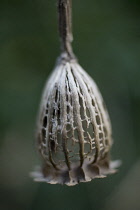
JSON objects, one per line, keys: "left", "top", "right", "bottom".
{"left": 0, "top": 0, "right": 140, "bottom": 210}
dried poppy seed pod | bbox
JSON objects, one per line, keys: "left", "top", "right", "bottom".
{"left": 32, "top": 54, "right": 119, "bottom": 186}
{"left": 31, "top": 0, "right": 120, "bottom": 186}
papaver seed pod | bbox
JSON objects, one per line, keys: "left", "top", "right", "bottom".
{"left": 31, "top": 0, "right": 120, "bottom": 186}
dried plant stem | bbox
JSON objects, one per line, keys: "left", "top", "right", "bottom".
{"left": 58, "top": 0, "right": 75, "bottom": 59}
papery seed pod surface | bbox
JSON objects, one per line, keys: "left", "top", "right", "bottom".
{"left": 31, "top": 55, "right": 119, "bottom": 186}
{"left": 31, "top": 0, "right": 120, "bottom": 186}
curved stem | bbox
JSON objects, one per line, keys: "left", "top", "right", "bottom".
{"left": 58, "top": 0, "right": 75, "bottom": 59}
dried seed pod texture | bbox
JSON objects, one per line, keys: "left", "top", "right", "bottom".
{"left": 31, "top": 55, "right": 119, "bottom": 186}
{"left": 31, "top": 0, "right": 120, "bottom": 186}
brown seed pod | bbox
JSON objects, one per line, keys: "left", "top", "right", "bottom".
{"left": 31, "top": 54, "right": 120, "bottom": 186}
{"left": 31, "top": 0, "right": 120, "bottom": 186}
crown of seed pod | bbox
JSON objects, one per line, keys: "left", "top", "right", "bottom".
{"left": 31, "top": 0, "right": 120, "bottom": 186}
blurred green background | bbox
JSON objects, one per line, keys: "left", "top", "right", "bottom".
{"left": 0, "top": 0, "right": 140, "bottom": 210}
